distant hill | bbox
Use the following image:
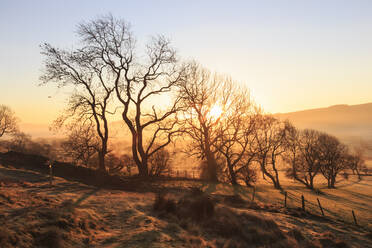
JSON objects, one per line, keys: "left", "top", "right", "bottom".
{"left": 275, "top": 102, "right": 372, "bottom": 147}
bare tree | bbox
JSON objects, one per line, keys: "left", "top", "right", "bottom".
{"left": 215, "top": 89, "right": 257, "bottom": 185}
{"left": 148, "top": 148, "right": 172, "bottom": 177}
{"left": 284, "top": 127, "right": 323, "bottom": 189}
{"left": 318, "top": 133, "right": 349, "bottom": 188}
{"left": 61, "top": 123, "right": 100, "bottom": 168}
{"left": 73, "top": 15, "right": 185, "bottom": 177}
{"left": 253, "top": 115, "right": 286, "bottom": 189}
{"left": 348, "top": 143, "right": 367, "bottom": 179}
{"left": 8, "top": 131, "right": 31, "bottom": 153}
{"left": 178, "top": 64, "right": 237, "bottom": 182}
{"left": 0, "top": 105, "right": 18, "bottom": 138}
{"left": 40, "top": 17, "right": 118, "bottom": 172}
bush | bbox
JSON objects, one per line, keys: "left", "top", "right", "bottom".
{"left": 153, "top": 193, "right": 177, "bottom": 214}
{"left": 153, "top": 189, "right": 215, "bottom": 221}
{"left": 35, "top": 227, "right": 65, "bottom": 248}
{"left": 177, "top": 192, "right": 215, "bottom": 221}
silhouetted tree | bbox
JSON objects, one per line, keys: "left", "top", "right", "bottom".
{"left": 148, "top": 148, "right": 172, "bottom": 176}
{"left": 8, "top": 131, "right": 31, "bottom": 153}
{"left": 178, "top": 64, "right": 237, "bottom": 182}
{"left": 61, "top": 123, "right": 100, "bottom": 167}
{"left": 215, "top": 89, "right": 257, "bottom": 185}
{"left": 40, "top": 17, "right": 118, "bottom": 172}
{"left": 348, "top": 143, "right": 367, "bottom": 179}
{"left": 69, "top": 15, "right": 185, "bottom": 177}
{"left": 318, "top": 133, "right": 348, "bottom": 188}
{"left": 0, "top": 105, "right": 18, "bottom": 138}
{"left": 253, "top": 115, "right": 286, "bottom": 189}
{"left": 284, "top": 127, "right": 323, "bottom": 189}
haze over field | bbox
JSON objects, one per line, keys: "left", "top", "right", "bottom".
{"left": 21, "top": 103, "right": 372, "bottom": 144}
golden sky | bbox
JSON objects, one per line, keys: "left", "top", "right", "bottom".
{"left": 1, "top": 0, "right": 371, "bottom": 126}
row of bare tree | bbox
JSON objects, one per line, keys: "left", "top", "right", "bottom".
{"left": 1, "top": 15, "right": 369, "bottom": 190}
{"left": 37, "top": 15, "right": 369, "bottom": 189}
{"left": 284, "top": 125, "right": 368, "bottom": 189}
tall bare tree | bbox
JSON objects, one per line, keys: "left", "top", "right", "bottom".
{"left": 253, "top": 115, "right": 286, "bottom": 189}
{"left": 178, "top": 64, "right": 238, "bottom": 182}
{"left": 215, "top": 89, "right": 257, "bottom": 185}
{"left": 318, "top": 133, "right": 349, "bottom": 188}
{"left": 284, "top": 127, "right": 323, "bottom": 189}
{"left": 40, "top": 19, "right": 116, "bottom": 172}
{"left": 72, "top": 15, "right": 185, "bottom": 176}
{"left": 348, "top": 143, "right": 368, "bottom": 179}
{"left": 0, "top": 105, "right": 18, "bottom": 138}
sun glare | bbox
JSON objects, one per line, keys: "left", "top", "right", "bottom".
{"left": 209, "top": 105, "right": 223, "bottom": 119}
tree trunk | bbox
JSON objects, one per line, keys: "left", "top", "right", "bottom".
{"left": 271, "top": 154, "right": 281, "bottom": 190}
{"left": 205, "top": 151, "right": 218, "bottom": 182}
{"left": 98, "top": 152, "right": 106, "bottom": 172}
{"left": 227, "top": 163, "right": 238, "bottom": 185}
{"left": 309, "top": 175, "right": 314, "bottom": 189}
{"left": 330, "top": 176, "right": 336, "bottom": 188}
{"left": 327, "top": 178, "right": 331, "bottom": 188}
{"left": 261, "top": 163, "right": 280, "bottom": 189}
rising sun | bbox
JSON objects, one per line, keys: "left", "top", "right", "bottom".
{"left": 209, "top": 105, "right": 223, "bottom": 119}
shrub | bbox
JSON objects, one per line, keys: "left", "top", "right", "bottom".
{"left": 153, "top": 193, "right": 177, "bottom": 214}
{"left": 35, "top": 227, "right": 65, "bottom": 248}
{"left": 177, "top": 191, "right": 215, "bottom": 221}
{"left": 153, "top": 190, "right": 215, "bottom": 221}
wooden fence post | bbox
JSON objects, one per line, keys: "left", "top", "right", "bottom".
{"left": 284, "top": 191, "right": 287, "bottom": 208}
{"left": 352, "top": 210, "right": 358, "bottom": 226}
{"left": 317, "top": 198, "right": 324, "bottom": 216}
{"left": 301, "top": 195, "right": 305, "bottom": 211}
{"left": 251, "top": 187, "right": 256, "bottom": 202}
{"left": 49, "top": 161, "right": 53, "bottom": 186}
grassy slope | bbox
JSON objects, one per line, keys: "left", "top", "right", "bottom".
{"left": 0, "top": 164, "right": 371, "bottom": 247}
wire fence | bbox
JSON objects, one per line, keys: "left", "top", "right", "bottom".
{"left": 267, "top": 189, "right": 364, "bottom": 228}
{"left": 162, "top": 169, "right": 368, "bottom": 229}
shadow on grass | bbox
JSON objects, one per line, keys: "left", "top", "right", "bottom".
{"left": 0, "top": 167, "right": 49, "bottom": 183}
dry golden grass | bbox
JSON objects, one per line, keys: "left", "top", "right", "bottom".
{"left": 0, "top": 164, "right": 371, "bottom": 247}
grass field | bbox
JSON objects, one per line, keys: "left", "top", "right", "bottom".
{"left": 201, "top": 172, "right": 372, "bottom": 229}
{"left": 0, "top": 163, "right": 371, "bottom": 247}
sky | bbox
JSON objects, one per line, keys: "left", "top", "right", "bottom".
{"left": 1, "top": 0, "right": 372, "bottom": 126}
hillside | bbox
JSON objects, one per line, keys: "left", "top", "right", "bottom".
{"left": 1, "top": 153, "right": 372, "bottom": 247}
{"left": 275, "top": 103, "right": 372, "bottom": 154}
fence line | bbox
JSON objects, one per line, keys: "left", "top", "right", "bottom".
{"left": 155, "top": 169, "right": 364, "bottom": 228}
